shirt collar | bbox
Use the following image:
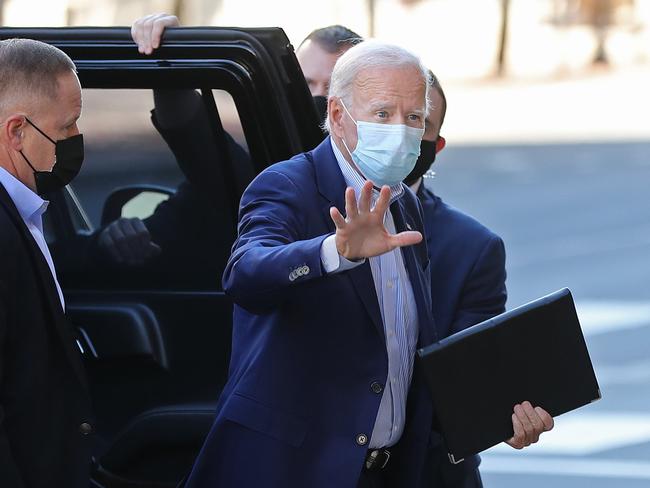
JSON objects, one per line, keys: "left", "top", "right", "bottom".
{"left": 329, "top": 137, "right": 404, "bottom": 205}
{"left": 0, "top": 166, "right": 48, "bottom": 225}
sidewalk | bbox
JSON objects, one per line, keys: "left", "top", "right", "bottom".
{"left": 442, "top": 66, "right": 650, "bottom": 145}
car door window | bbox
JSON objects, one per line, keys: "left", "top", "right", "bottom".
{"left": 74, "top": 88, "right": 184, "bottom": 227}
{"left": 51, "top": 87, "right": 249, "bottom": 291}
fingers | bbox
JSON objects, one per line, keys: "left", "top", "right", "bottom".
{"left": 114, "top": 218, "right": 147, "bottom": 265}
{"left": 130, "top": 217, "right": 152, "bottom": 252}
{"left": 514, "top": 402, "right": 538, "bottom": 444}
{"left": 358, "top": 181, "right": 373, "bottom": 213}
{"left": 387, "top": 231, "right": 422, "bottom": 249}
{"left": 98, "top": 225, "right": 123, "bottom": 264}
{"left": 506, "top": 412, "right": 526, "bottom": 450}
{"left": 130, "top": 20, "right": 140, "bottom": 52}
{"left": 507, "top": 402, "right": 554, "bottom": 450}
{"left": 131, "top": 16, "right": 144, "bottom": 52}
{"left": 151, "top": 14, "right": 178, "bottom": 49}
{"left": 373, "top": 185, "right": 391, "bottom": 216}
{"left": 132, "top": 14, "right": 157, "bottom": 53}
{"left": 329, "top": 206, "right": 347, "bottom": 230}
{"left": 132, "top": 13, "right": 179, "bottom": 54}
{"left": 141, "top": 15, "right": 155, "bottom": 54}
{"left": 332, "top": 181, "right": 423, "bottom": 260}
{"left": 106, "top": 219, "right": 136, "bottom": 264}
{"left": 536, "top": 406, "right": 555, "bottom": 432}
{"left": 344, "top": 186, "right": 358, "bottom": 219}
{"left": 99, "top": 218, "right": 155, "bottom": 265}
{"left": 130, "top": 218, "right": 161, "bottom": 260}
{"left": 522, "top": 401, "right": 545, "bottom": 442}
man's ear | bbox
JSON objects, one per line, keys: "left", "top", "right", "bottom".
{"left": 2, "top": 115, "right": 27, "bottom": 152}
{"left": 328, "top": 97, "right": 344, "bottom": 137}
{"left": 435, "top": 135, "right": 446, "bottom": 154}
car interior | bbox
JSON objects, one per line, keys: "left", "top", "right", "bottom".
{"left": 0, "top": 26, "right": 325, "bottom": 488}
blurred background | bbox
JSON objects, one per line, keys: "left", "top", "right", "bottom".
{"left": 3, "top": 1, "right": 650, "bottom": 487}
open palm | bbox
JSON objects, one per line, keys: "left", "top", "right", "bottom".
{"left": 330, "top": 180, "right": 422, "bottom": 261}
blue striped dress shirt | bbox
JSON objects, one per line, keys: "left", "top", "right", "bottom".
{"left": 324, "top": 139, "right": 420, "bottom": 448}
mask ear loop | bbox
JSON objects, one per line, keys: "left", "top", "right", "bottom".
{"left": 339, "top": 100, "right": 358, "bottom": 127}
{"left": 24, "top": 117, "right": 57, "bottom": 145}
{"left": 19, "top": 150, "right": 38, "bottom": 173}
{"left": 21, "top": 117, "right": 57, "bottom": 173}
{"left": 338, "top": 99, "right": 358, "bottom": 159}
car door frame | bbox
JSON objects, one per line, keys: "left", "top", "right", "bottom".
{"left": 0, "top": 26, "right": 323, "bottom": 487}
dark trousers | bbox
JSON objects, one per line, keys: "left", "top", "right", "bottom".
{"left": 357, "top": 468, "right": 386, "bottom": 488}
{"left": 357, "top": 466, "right": 482, "bottom": 488}
{"left": 442, "top": 468, "right": 483, "bottom": 488}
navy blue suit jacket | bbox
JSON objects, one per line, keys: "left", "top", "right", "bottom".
{"left": 186, "top": 137, "right": 439, "bottom": 488}
{"left": 418, "top": 184, "right": 506, "bottom": 487}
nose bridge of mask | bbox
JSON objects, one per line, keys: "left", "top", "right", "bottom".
{"left": 341, "top": 100, "right": 423, "bottom": 136}
{"left": 357, "top": 120, "right": 424, "bottom": 156}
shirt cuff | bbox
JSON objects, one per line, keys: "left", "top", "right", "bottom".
{"left": 320, "top": 234, "right": 365, "bottom": 274}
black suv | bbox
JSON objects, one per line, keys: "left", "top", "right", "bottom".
{"left": 0, "top": 26, "right": 324, "bottom": 488}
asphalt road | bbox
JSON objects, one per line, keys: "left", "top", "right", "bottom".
{"left": 429, "top": 141, "right": 650, "bottom": 488}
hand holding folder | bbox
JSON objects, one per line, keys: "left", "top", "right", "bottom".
{"left": 417, "top": 288, "right": 600, "bottom": 462}
{"left": 506, "top": 401, "right": 553, "bottom": 449}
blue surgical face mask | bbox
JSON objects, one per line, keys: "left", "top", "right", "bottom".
{"left": 340, "top": 101, "right": 424, "bottom": 187}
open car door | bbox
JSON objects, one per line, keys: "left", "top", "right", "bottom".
{"left": 0, "top": 26, "right": 324, "bottom": 488}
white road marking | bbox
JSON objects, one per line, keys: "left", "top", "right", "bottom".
{"left": 595, "top": 360, "right": 650, "bottom": 386}
{"left": 481, "top": 456, "right": 650, "bottom": 480}
{"left": 575, "top": 301, "right": 650, "bottom": 336}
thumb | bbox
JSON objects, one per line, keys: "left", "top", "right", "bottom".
{"left": 388, "top": 231, "right": 422, "bottom": 249}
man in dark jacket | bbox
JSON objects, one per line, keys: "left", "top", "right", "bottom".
{"left": 0, "top": 39, "right": 93, "bottom": 487}
{"left": 404, "top": 73, "right": 512, "bottom": 487}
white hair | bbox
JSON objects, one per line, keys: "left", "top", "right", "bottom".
{"left": 323, "top": 40, "right": 430, "bottom": 132}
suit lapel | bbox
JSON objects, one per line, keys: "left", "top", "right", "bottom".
{"left": 417, "top": 185, "right": 439, "bottom": 248}
{"left": 310, "top": 138, "right": 385, "bottom": 340}
{"left": 0, "top": 185, "right": 89, "bottom": 391}
{"left": 392, "top": 195, "right": 438, "bottom": 346}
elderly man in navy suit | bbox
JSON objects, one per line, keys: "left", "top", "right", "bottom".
{"left": 185, "top": 41, "right": 553, "bottom": 488}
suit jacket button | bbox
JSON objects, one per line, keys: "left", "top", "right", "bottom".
{"left": 79, "top": 422, "right": 94, "bottom": 435}
{"left": 370, "top": 381, "right": 383, "bottom": 394}
{"left": 356, "top": 433, "right": 368, "bottom": 446}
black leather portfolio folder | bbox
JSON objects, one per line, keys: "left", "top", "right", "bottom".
{"left": 416, "top": 288, "right": 601, "bottom": 463}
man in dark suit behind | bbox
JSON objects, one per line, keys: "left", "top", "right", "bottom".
{"left": 0, "top": 38, "right": 93, "bottom": 487}
{"left": 404, "top": 73, "right": 526, "bottom": 487}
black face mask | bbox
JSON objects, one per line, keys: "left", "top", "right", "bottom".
{"left": 313, "top": 95, "right": 328, "bottom": 126}
{"left": 19, "top": 117, "right": 84, "bottom": 195}
{"left": 404, "top": 138, "right": 437, "bottom": 187}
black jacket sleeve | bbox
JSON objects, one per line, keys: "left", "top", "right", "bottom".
{"left": 150, "top": 89, "right": 255, "bottom": 197}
